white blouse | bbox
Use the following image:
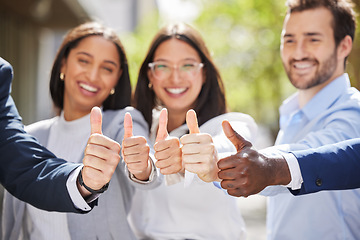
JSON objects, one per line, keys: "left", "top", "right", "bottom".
{"left": 128, "top": 110, "right": 258, "bottom": 240}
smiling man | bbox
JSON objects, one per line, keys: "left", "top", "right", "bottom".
{"left": 261, "top": 0, "right": 360, "bottom": 239}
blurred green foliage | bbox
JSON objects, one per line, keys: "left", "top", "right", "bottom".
{"left": 121, "top": 0, "right": 360, "bottom": 139}
{"left": 193, "top": 0, "right": 290, "bottom": 135}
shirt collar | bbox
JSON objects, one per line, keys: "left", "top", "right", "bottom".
{"left": 280, "top": 73, "right": 350, "bottom": 120}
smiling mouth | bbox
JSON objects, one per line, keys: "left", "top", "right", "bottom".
{"left": 165, "top": 88, "right": 187, "bottom": 94}
{"left": 79, "top": 83, "right": 98, "bottom": 93}
{"left": 293, "top": 62, "right": 315, "bottom": 69}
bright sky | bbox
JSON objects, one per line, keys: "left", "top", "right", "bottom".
{"left": 157, "top": 0, "right": 203, "bottom": 24}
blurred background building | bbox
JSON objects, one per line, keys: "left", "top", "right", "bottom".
{"left": 0, "top": 0, "right": 156, "bottom": 123}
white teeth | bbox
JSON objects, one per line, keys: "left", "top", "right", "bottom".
{"left": 294, "top": 63, "right": 313, "bottom": 69}
{"left": 166, "top": 88, "right": 187, "bottom": 94}
{"left": 79, "top": 83, "right": 97, "bottom": 92}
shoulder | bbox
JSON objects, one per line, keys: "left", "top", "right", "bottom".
{"left": 102, "top": 107, "right": 149, "bottom": 137}
{"left": 200, "top": 112, "right": 258, "bottom": 141}
{"left": 341, "top": 86, "right": 360, "bottom": 102}
{"left": 25, "top": 117, "right": 58, "bottom": 137}
{"left": 0, "top": 57, "right": 13, "bottom": 96}
{"left": 327, "top": 88, "right": 360, "bottom": 121}
{"left": 103, "top": 107, "right": 146, "bottom": 127}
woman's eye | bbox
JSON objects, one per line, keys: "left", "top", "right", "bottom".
{"left": 156, "top": 64, "right": 167, "bottom": 69}
{"left": 180, "top": 63, "right": 196, "bottom": 72}
{"left": 183, "top": 63, "right": 195, "bottom": 68}
{"left": 156, "top": 64, "right": 170, "bottom": 72}
{"left": 79, "top": 59, "right": 89, "bottom": 64}
{"left": 103, "top": 67, "right": 113, "bottom": 73}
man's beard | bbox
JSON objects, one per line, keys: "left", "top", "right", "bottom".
{"left": 286, "top": 50, "right": 337, "bottom": 90}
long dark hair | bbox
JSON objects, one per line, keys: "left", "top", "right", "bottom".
{"left": 133, "top": 23, "right": 227, "bottom": 131}
{"left": 50, "top": 22, "right": 131, "bottom": 114}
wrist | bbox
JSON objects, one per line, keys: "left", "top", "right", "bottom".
{"left": 133, "top": 159, "right": 152, "bottom": 180}
{"left": 267, "top": 155, "right": 291, "bottom": 186}
{"left": 77, "top": 167, "right": 109, "bottom": 194}
{"left": 129, "top": 157, "right": 156, "bottom": 183}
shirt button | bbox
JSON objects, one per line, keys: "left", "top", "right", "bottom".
{"left": 316, "top": 178, "right": 322, "bottom": 187}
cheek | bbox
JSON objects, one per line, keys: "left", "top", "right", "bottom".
{"left": 105, "top": 75, "right": 120, "bottom": 89}
{"left": 280, "top": 49, "right": 289, "bottom": 62}
{"left": 191, "top": 78, "right": 204, "bottom": 97}
{"left": 151, "top": 79, "right": 163, "bottom": 93}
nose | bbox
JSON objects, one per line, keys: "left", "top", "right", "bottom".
{"left": 87, "top": 67, "right": 99, "bottom": 82}
{"left": 168, "top": 66, "right": 182, "bottom": 83}
{"left": 292, "top": 40, "right": 309, "bottom": 60}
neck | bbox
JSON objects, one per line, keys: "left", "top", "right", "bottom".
{"left": 298, "top": 73, "right": 342, "bottom": 108}
{"left": 63, "top": 108, "right": 90, "bottom": 121}
{"left": 166, "top": 110, "right": 186, "bottom": 133}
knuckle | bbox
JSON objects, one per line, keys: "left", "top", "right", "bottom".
{"left": 203, "top": 134, "right": 213, "bottom": 142}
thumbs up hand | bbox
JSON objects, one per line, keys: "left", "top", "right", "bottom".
{"left": 217, "top": 120, "right": 290, "bottom": 197}
{"left": 122, "top": 112, "right": 151, "bottom": 181}
{"left": 79, "top": 107, "right": 121, "bottom": 197}
{"left": 180, "top": 109, "right": 219, "bottom": 182}
{"left": 154, "top": 108, "right": 183, "bottom": 175}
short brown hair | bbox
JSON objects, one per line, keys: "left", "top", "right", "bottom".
{"left": 286, "top": 0, "right": 357, "bottom": 46}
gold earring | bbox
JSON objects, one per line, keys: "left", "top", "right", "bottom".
{"left": 110, "top": 88, "right": 115, "bottom": 95}
{"left": 60, "top": 73, "right": 65, "bottom": 80}
{"left": 148, "top": 82, "right": 153, "bottom": 89}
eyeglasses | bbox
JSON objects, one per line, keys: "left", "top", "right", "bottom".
{"left": 148, "top": 61, "right": 204, "bottom": 80}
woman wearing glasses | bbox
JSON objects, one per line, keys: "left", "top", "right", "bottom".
{"left": 123, "top": 23, "right": 257, "bottom": 239}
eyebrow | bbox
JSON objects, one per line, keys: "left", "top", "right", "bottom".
{"left": 76, "top": 52, "right": 119, "bottom": 67}
{"left": 283, "top": 32, "right": 323, "bottom": 38}
{"left": 154, "top": 57, "right": 199, "bottom": 62}
{"left": 304, "top": 32, "right": 323, "bottom": 37}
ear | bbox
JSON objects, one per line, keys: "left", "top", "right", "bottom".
{"left": 337, "top": 35, "right": 352, "bottom": 61}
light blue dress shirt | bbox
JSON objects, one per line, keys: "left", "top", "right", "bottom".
{"left": 266, "top": 73, "right": 360, "bottom": 240}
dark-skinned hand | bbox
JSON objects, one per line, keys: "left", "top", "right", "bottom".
{"left": 217, "top": 120, "right": 290, "bottom": 197}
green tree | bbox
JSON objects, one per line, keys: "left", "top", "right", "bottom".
{"left": 194, "top": 0, "right": 289, "bottom": 136}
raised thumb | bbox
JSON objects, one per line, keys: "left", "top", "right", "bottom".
{"left": 222, "top": 120, "right": 252, "bottom": 151}
{"left": 90, "top": 106, "right": 103, "bottom": 134}
{"left": 186, "top": 109, "right": 200, "bottom": 134}
{"left": 155, "top": 108, "right": 169, "bottom": 142}
{"left": 123, "top": 112, "right": 133, "bottom": 138}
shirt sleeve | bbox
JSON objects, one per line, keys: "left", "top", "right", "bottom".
{"left": 66, "top": 166, "right": 93, "bottom": 212}
{"left": 283, "top": 153, "right": 303, "bottom": 190}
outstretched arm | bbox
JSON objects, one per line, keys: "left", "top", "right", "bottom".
{"left": 289, "top": 138, "right": 360, "bottom": 195}
{"left": 0, "top": 58, "right": 115, "bottom": 212}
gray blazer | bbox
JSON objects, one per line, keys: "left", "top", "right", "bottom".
{"left": 2, "top": 107, "right": 160, "bottom": 240}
